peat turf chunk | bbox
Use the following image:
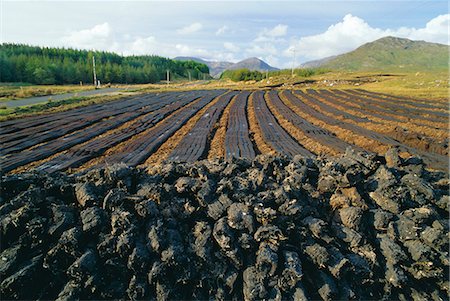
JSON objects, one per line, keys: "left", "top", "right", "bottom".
{"left": 74, "top": 183, "right": 97, "bottom": 207}
{"left": 49, "top": 204, "right": 76, "bottom": 237}
{"left": 0, "top": 255, "right": 44, "bottom": 299}
{"left": 305, "top": 243, "right": 329, "bottom": 269}
{"left": 243, "top": 266, "right": 266, "bottom": 301}
{"left": 80, "top": 207, "right": 106, "bottom": 234}
{"left": 385, "top": 147, "right": 402, "bottom": 168}
{"left": 207, "top": 194, "right": 233, "bottom": 220}
{"left": 336, "top": 206, "right": 364, "bottom": 231}
{"left": 227, "top": 203, "right": 254, "bottom": 232}
{"left": 67, "top": 249, "right": 98, "bottom": 281}
{"left": 256, "top": 243, "right": 278, "bottom": 276}
{"left": 378, "top": 235, "right": 408, "bottom": 265}
{"left": 192, "top": 221, "right": 212, "bottom": 260}
{"left": 278, "top": 251, "right": 303, "bottom": 291}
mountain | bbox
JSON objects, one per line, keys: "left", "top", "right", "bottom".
{"left": 227, "top": 57, "right": 279, "bottom": 72}
{"left": 174, "top": 56, "right": 279, "bottom": 77}
{"left": 300, "top": 55, "right": 337, "bottom": 68}
{"left": 174, "top": 56, "right": 233, "bottom": 78}
{"left": 301, "top": 36, "right": 449, "bottom": 71}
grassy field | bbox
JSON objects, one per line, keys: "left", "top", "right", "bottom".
{"left": 0, "top": 70, "right": 447, "bottom": 121}
{"left": 304, "top": 71, "right": 449, "bottom": 100}
{"left": 0, "top": 83, "right": 100, "bottom": 101}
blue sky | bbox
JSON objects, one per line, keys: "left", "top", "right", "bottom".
{"left": 2, "top": 1, "right": 449, "bottom": 68}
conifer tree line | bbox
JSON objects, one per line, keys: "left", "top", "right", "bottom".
{"left": 0, "top": 44, "right": 210, "bottom": 85}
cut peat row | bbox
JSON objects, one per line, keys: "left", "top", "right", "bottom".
{"left": 2, "top": 92, "right": 201, "bottom": 174}
{"left": 266, "top": 90, "right": 355, "bottom": 155}
{"left": 290, "top": 90, "right": 402, "bottom": 148}
{"left": 288, "top": 91, "right": 449, "bottom": 170}
{"left": 247, "top": 92, "right": 275, "bottom": 155}
{"left": 316, "top": 89, "right": 447, "bottom": 131}
{"left": 31, "top": 92, "right": 219, "bottom": 173}
{"left": 352, "top": 88, "right": 449, "bottom": 110}
{"left": 0, "top": 93, "right": 176, "bottom": 155}
{"left": 310, "top": 90, "right": 448, "bottom": 153}
{"left": 0, "top": 95, "right": 142, "bottom": 134}
{"left": 207, "top": 93, "right": 238, "bottom": 159}
{"left": 253, "top": 91, "right": 314, "bottom": 158}
{"left": 314, "top": 89, "right": 402, "bottom": 123}
{"left": 168, "top": 91, "right": 239, "bottom": 162}
{"left": 94, "top": 90, "right": 227, "bottom": 168}
{"left": 331, "top": 89, "right": 448, "bottom": 121}
{"left": 0, "top": 93, "right": 149, "bottom": 136}
{"left": 224, "top": 91, "right": 256, "bottom": 160}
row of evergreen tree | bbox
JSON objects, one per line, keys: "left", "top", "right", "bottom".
{"left": 0, "top": 44, "right": 210, "bottom": 85}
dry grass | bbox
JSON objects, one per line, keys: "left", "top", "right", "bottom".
{"left": 0, "top": 84, "right": 96, "bottom": 101}
{"left": 207, "top": 94, "right": 238, "bottom": 159}
{"left": 247, "top": 92, "right": 276, "bottom": 155}
{"left": 264, "top": 92, "right": 339, "bottom": 156}
{"left": 143, "top": 92, "right": 227, "bottom": 166}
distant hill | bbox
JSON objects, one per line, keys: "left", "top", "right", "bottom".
{"left": 300, "top": 55, "right": 337, "bottom": 68}
{"left": 174, "top": 56, "right": 278, "bottom": 78}
{"left": 301, "top": 36, "right": 449, "bottom": 71}
{"left": 174, "top": 56, "right": 233, "bottom": 78}
{"left": 227, "top": 57, "right": 279, "bottom": 72}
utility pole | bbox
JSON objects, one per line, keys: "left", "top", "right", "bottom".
{"left": 166, "top": 70, "right": 170, "bottom": 85}
{"left": 92, "top": 56, "right": 97, "bottom": 88}
{"left": 290, "top": 47, "right": 296, "bottom": 77}
{"left": 188, "top": 70, "right": 191, "bottom": 81}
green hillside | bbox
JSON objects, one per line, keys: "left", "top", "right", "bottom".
{"left": 314, "top": 36, "right": 449, "bottom": 71}
{"left": 0, "top": 44, "right": 209, "bottom": 85}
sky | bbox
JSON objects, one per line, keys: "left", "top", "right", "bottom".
{"left": 2, "top": 0, "right": 449, "bottom": 68}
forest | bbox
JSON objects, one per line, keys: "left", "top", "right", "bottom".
{"left": 0, "top": 44, "right": 210, "bottom": 85}
{"left": 220, "top": 69, "right": 264, "bottom": 82}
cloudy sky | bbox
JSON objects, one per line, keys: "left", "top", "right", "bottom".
{"left": 2, "top": 0, "right": 449, "bottom": 68}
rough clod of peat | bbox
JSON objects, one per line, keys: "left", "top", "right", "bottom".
{"left": 0, "top": 149, "right": 448, "bottom": 301}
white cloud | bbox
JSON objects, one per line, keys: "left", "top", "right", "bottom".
{"left": 246, "top": 43, "right": 278, "bottom": 57}
{"left": 266, "top": 24, "right": 288, "bottom": 37}
{"left": 396, "top": 14, "right": 450, "bottom": 45}
{"left": 176, "top": 22, "right": 203, "bottom": 35}
{"left": 263, "top": 55, "right": 280, "bottom": 68}
{"left": 286, "top": 14, "right": 450, "bottom": 61}
{"left": 216, "top": 25, "right": 228, "bottom": 36}
{"left": 127, "top": 36, "right": 161, "bottom": 55}
{"left": 60, "top": 23, "right": 235, "bottom": 63}
{"left": 255, "top": 24, "right": 288, "bottom": 42}
{"left": 61, "top": 22, "right": 118, "bottom": 51}
{"left": 224, "top": 42, "right": 239, "bottom": 52}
